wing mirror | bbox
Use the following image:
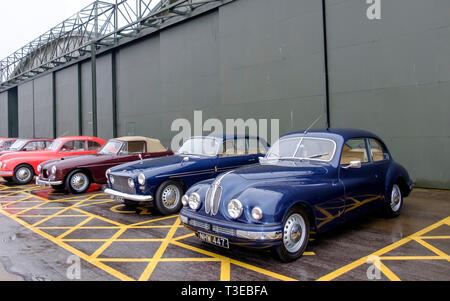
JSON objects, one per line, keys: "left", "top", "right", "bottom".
{"left": 343, "top": 161, "right": 362, "bottom": 169}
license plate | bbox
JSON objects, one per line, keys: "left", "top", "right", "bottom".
{"left": 196, "top": 231, "right": 229, "bottom": 249}
{"left": 113, "top": 196, "right": 124, "bottom": 202}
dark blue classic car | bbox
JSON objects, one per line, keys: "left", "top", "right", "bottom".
{"left": 105, "top": 135, "right": 269, "bottom": 215}
{"left": 180, "top": 129, "right": 413, "bottom": 262}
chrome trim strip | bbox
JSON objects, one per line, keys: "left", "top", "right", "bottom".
{"left": 104, "top": 188, "right": 153, "bottom": 202}
{"left": 36, "top": 178, "right": 63, "bottom": 186}
{"left": 155, "top": 169, "right": 215, "bottom": 178}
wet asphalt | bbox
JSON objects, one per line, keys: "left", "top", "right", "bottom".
{"left": 0, "top": 179, "right": 448, "bottom": 281}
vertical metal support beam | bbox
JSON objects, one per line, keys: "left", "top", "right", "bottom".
{"left": 111, "top": 50, "right": 118, "bottom": 138}
{"left": 77, "top": 63, "right": 83, "bottom": 135}
{"left": 92, "top": 2, "right": 99, "bottom": 137}
{"left": 52, "top": 72, "right": 57, "bottom": 138}
{"left": 114, "top": 0, "right": 119, "bottom": 43}
{"left": 91, "top": 47, "right": 98, "bottom": 138}
{"left": 321, "top": 0, "right": 331, "bottom": 129}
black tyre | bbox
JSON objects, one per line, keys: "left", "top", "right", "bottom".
{"left": 154, "top": 180, "right": 184, "bottom": 215}
{"left": 12, "top": 164, "right": 35, "bottom": 185}
{"left": 123, "top": 199, "right": 139, "bottom": 208}
{"left": 3, "top": 177, "right": 13, "bottom": 183}
{"left": 275, "top": 207, "right": 310, "bottom": 263}
{"left": 65, "top": 170, "right": 91, "bottom": 194}
{"left": 51, "top": 184, "right": 65, "bottom": 192}
{"left": 384, "top": 183, "right": 403, "bottom": 218}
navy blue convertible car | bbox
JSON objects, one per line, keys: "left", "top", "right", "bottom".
{"left": 180, "top": 129, "right": 413, "bottom": 262}
{"left": 105, "top": 135, "right": 269, "bottom": 215}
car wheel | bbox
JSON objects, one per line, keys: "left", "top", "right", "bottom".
{"left": 65, "top": 170, "right": 91, "bottom": 194}
{"left": 12, "top": 164, "right": 35, "bottom": 185}
{"left": 275, "top": 207, "right": 310, "bottom": 263}
{"left": 385, "top": 184, "right": 403, "bottom": 218}
{"left": 123, "top": 199, "right": 139, "bottom": 208}
{"left": 154, "top": 180, "right": 184, "bottom": 215}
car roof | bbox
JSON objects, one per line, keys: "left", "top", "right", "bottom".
{"left": 55, "top": 136, "right": 101, "bottom": 141}
{"left": 114, "top": 136, "right": 167, "bottom": 152}
{"left": 16, "top": 138, "right": 53, "bottom": 141}
{"left": 282, "top": 128, "right": 383, "bottom": 141}
{"left": 191, "top": 134, "right": 262, "bottom": 141}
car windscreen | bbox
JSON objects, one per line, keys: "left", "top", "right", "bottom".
{"left": 177, "top": 137, "right": 220, "bottom": 156}
{"left": 9, "top": 139, "right": 27, "bottom": 151}
{"left": 99, "top": 140, "right": 123, "bottom": 155}
{"left": 265, "top": 137, "right": 336, "bottom": 162}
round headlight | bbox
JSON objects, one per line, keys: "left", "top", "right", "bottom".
{"left": 251, "top": 207, "right": 263, "bottom": 220}
{"left": 182, "top": 195, "right": 189, "bottom": 206}
{"left": 227, "top": 199, "right": 243, "bottom": 219}
{"left": 106, "top": 169, "right": 111, "bottom": 177}
{"left": 138, "top": 173, "right": 146, "bottom": 186}
{"left": 51, "top": 166, "right": 56, "bottom": 174}
{"left": 37, "top": 164, "right": 42, "bottom": 173}
{"left": 188, "top": 193, "right": 201, "bottom": 210}
{"left": 110, "top": 175, "right": 115, "bottom": 185}
{"left": 128, "top": 178, "right": 135, "bottom": 188}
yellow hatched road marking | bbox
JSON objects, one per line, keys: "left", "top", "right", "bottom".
{"left": 0, "top": 206, "right": 133, "bottom": 281}
{"left": 317, "top": 216, "right": 450, "bottom": 281}
{"left": 138, "top": 218, "right": 181, "bottom": 281}
{"left": 0, "top": 184, "right": 308, "bottom": 282}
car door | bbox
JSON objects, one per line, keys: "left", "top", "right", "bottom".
{"left": 339, "top": 138, "right": 384, "bottom": 221}
{"left": 368, "top": 138, "right": 390, "bottom": 205}
{"left": 216, "top": 138, "right": 256, "bottom": 174}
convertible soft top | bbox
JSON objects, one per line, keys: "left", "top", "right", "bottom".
{"left": 115, "top": 136, "right": 167, "bottom": 152}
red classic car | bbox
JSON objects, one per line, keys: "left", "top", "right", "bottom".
{"left": 0, "top": 138, "right": 17, "bottom": 151}
{"left": 0, "top": 136, "right": 106, "bottom": 185}
{"left": 0, "top": 138, "right": 54, "bottom": 157}
{"left": 36, "top": 137, "right": 173, "bottom": 194}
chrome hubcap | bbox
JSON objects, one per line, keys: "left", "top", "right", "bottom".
{"left": 16, "top": 167, "right": 31, "bottom": 182}
{"left": 390, "top": 184, "right": 402, "bottom": 212}
{"left": 161, "top": 185, "right": 180, "bottom": 209}
{"left": 283, "top": 213, "right": 306, "bottom": 253}
{"left": 71, "top": 173, "right": 89, "bottom": 192}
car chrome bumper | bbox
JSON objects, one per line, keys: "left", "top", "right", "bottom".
{"left": 104, "top": 188, "right": 153, "bottom": 202}
{"left": 179, "top": 212, "right": 282, "bottom": 242}
{"left": 36, "top": 178, "right": 63, "bottom": 186}
{"left": 0, "top": 171, "right": 13, "bottom": 177}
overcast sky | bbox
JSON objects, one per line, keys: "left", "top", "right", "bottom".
{"left": 0, "top": 0, "right": 96, "bottom": 59}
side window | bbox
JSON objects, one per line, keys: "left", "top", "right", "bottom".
{"left": 61, "top": 141, "right": 86, "bottom": 152}
{"left": 125, "top": 141, "right": 146, "bottom": 154}
{"left": 369, "top": 139, "right": 389, "bottom": 162}
{"left": 24, "top": 141, "right": 45, "bottom": 151}
{"left": 220, "top": 139, "right": 246, "bottom": 157}
{"left": 247, "top": 138, "right": 268, "bottom": 155}
{"left": 88, "top": 141, "right": 102, "bottom": 151}
{"left": 340, "top": 138, "right": 369, "bottom": 165}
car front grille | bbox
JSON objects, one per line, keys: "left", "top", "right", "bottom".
{"left": 188, "top": 219, "right": 235, "bottom": 236}
{"left": 205, "top": 184, "right": 222, "bottom": 216}
{"left": 111, "top": 175, "right": 136, "bottom": 195}
{"left": 212, "top": 225, "right": 235, "bottom": 236}
{"left": 189, "top": 219, "right": 210, "bottom": 231}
